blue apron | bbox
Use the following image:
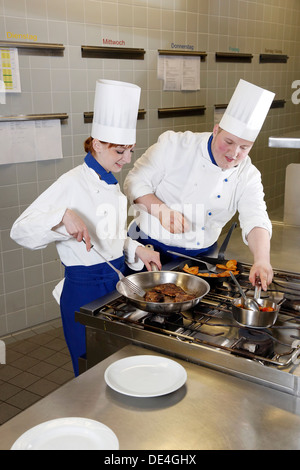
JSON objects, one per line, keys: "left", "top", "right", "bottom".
{"left": 60, "top": 256, "right": 125, "bottom": 376}
{"left": 128, "top": 222, "right": 216, "bottom": 266}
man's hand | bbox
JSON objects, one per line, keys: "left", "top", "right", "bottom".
{"left": 247, "top": 227, "right": 273, "bottom": 291}
{"left": 134, "top": 195, "right": 190, "bottom": 234}
{"left": 157, "top": 204, "right": 190, "bottom": 234}
{"left": 249, "top": 261, "right": 273, "bottom": 291}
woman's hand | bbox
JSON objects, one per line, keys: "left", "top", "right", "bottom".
{"left": 62, "top": 209, "right": 92, "bottom": 250}
{"left": 135, "top": 246, "right": 162, "bottom": 271}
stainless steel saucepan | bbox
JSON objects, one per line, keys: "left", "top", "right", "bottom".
{"left": 231, "top": 297, "right": 281, "bottom": 328}
{"left": 116, "top": 270, "right": 210, "bottom": 316}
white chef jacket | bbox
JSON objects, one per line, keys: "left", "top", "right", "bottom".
{"left": 124, "top": 130, "right": 272, "bottom": 250}
{"left": 11, "top": 162, "right": 144, "bottom": 270}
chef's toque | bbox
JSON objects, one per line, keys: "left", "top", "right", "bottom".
{"left": 91, "top": 79, "right": 141, "bottom": 145}
{"left": 219, "top": 79, "right": 275, "bottom": 142}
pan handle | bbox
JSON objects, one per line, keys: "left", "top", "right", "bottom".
{"left": 217, "top": 222, "right": 237, "bottom": 260}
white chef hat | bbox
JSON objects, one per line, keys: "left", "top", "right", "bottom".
{"left": 219, "top": 79, "right": 275, "bottom": 142}
{"left": 91, "top": 79, "right": 141, "bottom": 145}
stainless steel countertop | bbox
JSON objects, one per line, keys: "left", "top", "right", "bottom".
{"left": 218, "top": 220, "right": 300, "bottom": 273}
{"left": 269, "top": 130, "right": 300, "bottom": 149}
{"left": 2, "top": 344, "right": 300, "bottom": 450}
{"left": 2, "top": 218, "right": 300, "bottom": 450}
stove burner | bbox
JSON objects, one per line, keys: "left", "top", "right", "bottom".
{"left": 144, "top": 313, "right": 183, "bottom": 331}
{"left": 193, "top": 304, "right": 219, "bottom": 315}
{"left": 283, "top": 294, "right": 300, "bottom": 312}
{"left": 237, "top": 328, "right": 274, "bottom": 358}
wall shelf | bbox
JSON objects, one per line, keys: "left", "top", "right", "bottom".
{"left": 214, "top": 104, "right": 228, "bottom": 109}
{"left": 260, "top": 54, "right": 288, "bottom": 63}
{"left": 81, "top": 45, "right": 145, "bottom": 60}
{"left": 158, "top": 106, "right": 206, "bottom": 119}
{"left": 0, "top": 113, "right": 68, "bottom": 123}
{"left": 0, "top": 40, "right": 65, "bottom": 55}
{"left": 215, "top": 52, "right": 253, "bottom": 63}
{"left": 270, "top": 99, "right": 286, "bottom": 109}
{"left": 158, "top": 50, "right": 207, "bottom": 60}
{"left": 84, "top": 110, "right": 146, "bottom": 124}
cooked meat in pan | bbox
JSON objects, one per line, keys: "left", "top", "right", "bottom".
{"left": 144, "top": 291, "right": 165, "bottom": 302}
{"left": 153, "top": 283, "right": 184, "bottom": 295}
{"left": 174, "top": 292, "right": 195, "bottom": 302}
{"left": 144, "top": 283, "right": 195, "bottom": 303}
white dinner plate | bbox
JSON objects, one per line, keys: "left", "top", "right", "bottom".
{"left": 10, "top": 417, "right": 119, "bottom": 450}
{"left": 104, "top": 355, "right": 187, "bottom": 397}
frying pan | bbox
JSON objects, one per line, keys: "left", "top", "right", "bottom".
{"left": 175, "top": 222, "right": 242, "bottom": 285}
{"left": 116, "top": 270, "right": 210, "bottom": 316}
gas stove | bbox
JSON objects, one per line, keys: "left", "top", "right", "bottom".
{"left": 76, "top": 263, "right": 300, "bottom": 396}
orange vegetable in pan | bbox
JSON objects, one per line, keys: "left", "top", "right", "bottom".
{"left": 235, "top": 303, "right": 275, "bottom": 312}
{"left": 184, "top": 266, "right": 199, "bottom": 275}
{"left": 216, "top": 264, "right": 227, "bottom": 270}
{"left": 182, "top": 262, "right": 239, "bottom": 278}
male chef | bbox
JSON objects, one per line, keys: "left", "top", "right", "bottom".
{"left": 124, "top": 79, "right": 275, "bottom": 291}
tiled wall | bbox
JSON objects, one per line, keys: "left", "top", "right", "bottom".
{"left": 0, "top": 0, "right": 300, "bottom": 336}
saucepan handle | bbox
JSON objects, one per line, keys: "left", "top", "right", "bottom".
{"left": 217, "top": 222, "right": 237, "bottom": 260}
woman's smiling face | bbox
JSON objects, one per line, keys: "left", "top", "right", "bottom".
{"left": 211, "top": 124, "right": 253, "bottom": 170}
{"left": 93, "top": 140, "right": 135, "bottom": 173}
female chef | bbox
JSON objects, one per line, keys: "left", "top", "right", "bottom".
{"left": 124, "top": 80, "right": 275, "bottom": 291}
{"left": 10, "top": 79, "right": 161, "bottom": 376}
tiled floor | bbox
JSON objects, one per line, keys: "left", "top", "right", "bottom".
{"left": 0, "top": 319, "right": 74, "bottom": 425}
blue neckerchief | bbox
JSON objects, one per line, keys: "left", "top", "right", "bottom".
{"left": 84, "top": 152, "right": 118, "bottom": 185}
{"left": 207, "top": 134, "right": 217, "bottom": 166}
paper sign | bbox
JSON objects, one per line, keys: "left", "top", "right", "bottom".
{"left": 0, "top": 119, "right": 63, "bottom": 165}
{"left": 158, "top": 54, "right": 200, "bottom": 91}
{"left": 163, "top": 56, "right": 182, "bottom": 91}
{"left": 181, "top": 56, "right": 200, "bottom": 90}
{"left": 0, "top": 48, "right": 21, "bottom": 93}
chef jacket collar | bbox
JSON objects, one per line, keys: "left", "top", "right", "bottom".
{"left": 207, "top": 134, "right": 217, "bottom": 166}
{"left": 84, "top": 152, "right": 118, "bottom": 185}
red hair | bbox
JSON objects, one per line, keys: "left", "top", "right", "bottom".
{"left": 84, "top": 137, "right": 133, "bottom": 155}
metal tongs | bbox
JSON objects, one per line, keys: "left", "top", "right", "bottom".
{"left": 82, "top": 239, "right": 146, "bottom": 298}
{"left": 254, "top": 278, "right": 262, "bottom": 303}
{"left": 229, "top": 271, "right": 259, "bottom": 311}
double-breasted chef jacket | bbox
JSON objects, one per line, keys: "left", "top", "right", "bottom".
{"left": 124, "top": 130, "right": 272, "bottom": 250}
{"left": 11, "top": 160, "right": 143, "bottom": 269}
{"left": 11, "top": 156, "right": 143, "bottom": 376}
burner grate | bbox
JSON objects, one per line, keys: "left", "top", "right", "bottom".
{"left": 236, "top": 328, "right": 274, "bottom": 357}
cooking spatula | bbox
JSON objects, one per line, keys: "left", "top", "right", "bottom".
{"left": 82, "top": 239, "right": 146, "bottom": 298}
